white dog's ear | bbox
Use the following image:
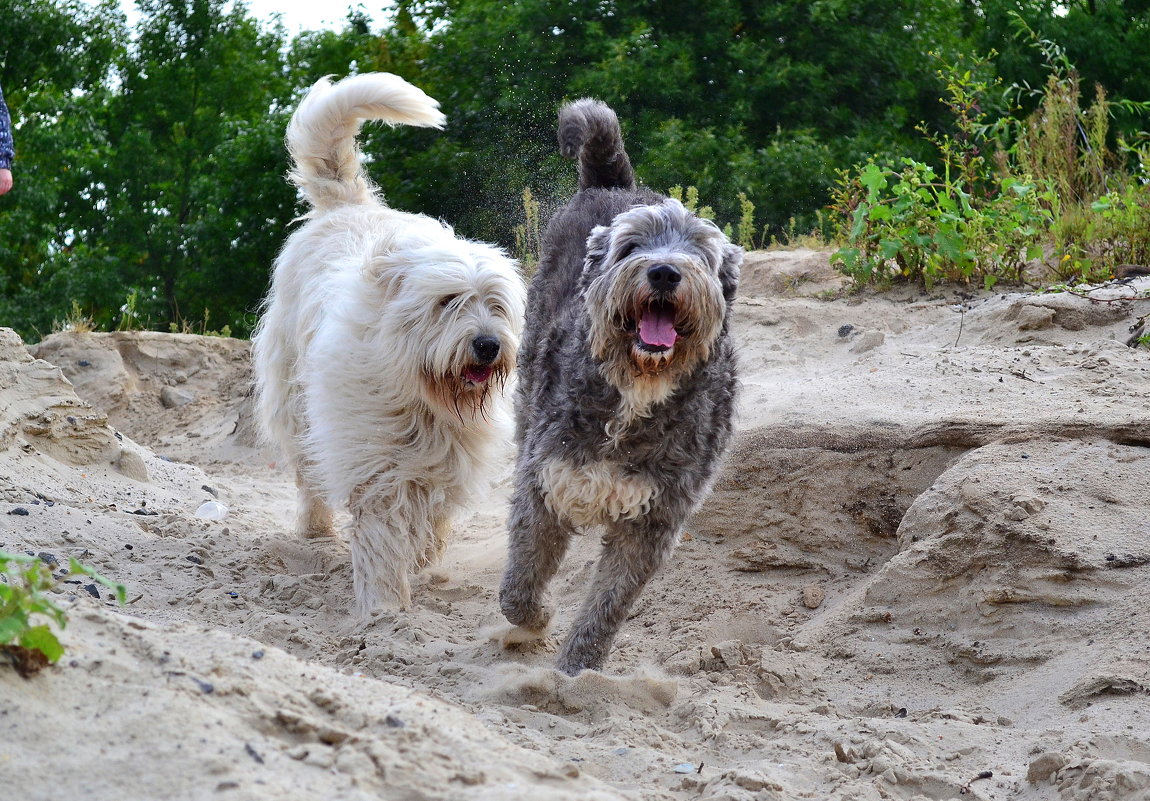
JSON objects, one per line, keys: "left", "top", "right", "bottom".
{"left": 379, "top": 268, "right": 406, "bottom": 298}
{"left": 363, "top": 234, "right": 410, "bottom": 297}
{"left": 719, "top": 243, "right": 742, "bottom": 303}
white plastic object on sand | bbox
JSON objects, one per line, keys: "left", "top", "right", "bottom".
{"left": 195, "top": 500, "right": 229, "bottom": 520}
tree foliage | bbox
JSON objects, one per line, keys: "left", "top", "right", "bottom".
{"left": 92, "top": 0, "right": 294, "bottom": 330}
{"left": 0, "top": 0, "right": 125, "bottom": 336}
{"left": 387, "top": 0, "right": 971, "bottom": 244}
{"left": 0, "top": 0, "right": 1147, "bottom": 338}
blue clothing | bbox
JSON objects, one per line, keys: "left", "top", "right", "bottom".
{"left": 0, "top": 85, "right": 13, "bottom": 170}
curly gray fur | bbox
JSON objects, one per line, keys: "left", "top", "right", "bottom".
{"left": 500, "top": 99, "right": 742, "bottom": 675}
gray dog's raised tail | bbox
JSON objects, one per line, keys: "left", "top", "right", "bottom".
{"left": 558, "top": 99, "right": 636, "bottom": 191}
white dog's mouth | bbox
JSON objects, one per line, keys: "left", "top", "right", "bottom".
{"left": 632, "top": 299, "right": 680, "bottom": 353}
{"left": 423, "top": 362, "right": 507, "bottom": 424}
{"left": 462, "top": 365, "right": 495, "bottom": 384}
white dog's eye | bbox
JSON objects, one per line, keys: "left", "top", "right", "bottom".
{"left": 440, "top": 294, "right": 459, "bottom": 308}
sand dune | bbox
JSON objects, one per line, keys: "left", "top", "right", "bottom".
{"left": 3, "top": 249, "right": 1149, "bottom": 800}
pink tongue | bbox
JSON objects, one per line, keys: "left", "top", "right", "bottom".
{"left": 464, "top": 365, "right": 493, "bottom": 383}
{"left": 639, "top": 308, "right": 678, "bottom": 348}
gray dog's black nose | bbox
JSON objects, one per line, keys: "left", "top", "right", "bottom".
{"left": 647, "top": 263, "right": 681, "bottom": 293}
{"left": 472, "top": 336, "right": 500, "bottom": 364}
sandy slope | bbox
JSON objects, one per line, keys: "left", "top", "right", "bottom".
{"left": 2, "top": 249, "right": 1149, "bottom": 801}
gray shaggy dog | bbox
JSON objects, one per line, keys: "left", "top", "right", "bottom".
{"left": 499, "top": 99, "right": 742, "bottom": 675}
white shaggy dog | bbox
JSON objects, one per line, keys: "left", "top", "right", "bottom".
{"left": 251, "top": 73, "right": 525, "bottom": 615}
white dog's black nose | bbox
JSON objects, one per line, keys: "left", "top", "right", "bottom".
{"left": 472, "top": 335, "right": 501, "bottom": 364}
{"left": 647, "top": 263, "right": 681, "bottom": 293}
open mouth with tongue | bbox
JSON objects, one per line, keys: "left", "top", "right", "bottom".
{"left": 462, "top": 365, "right": 493, "bottom": 384}
{"left": 635, "top": 300, "right": 679, "bottom": 353}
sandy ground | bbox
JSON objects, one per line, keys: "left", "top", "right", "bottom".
{"left": 2, "top": 249, "right": 1150, "bottom": 800}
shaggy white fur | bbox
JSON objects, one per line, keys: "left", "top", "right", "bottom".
{"left": 537, "top": 457, "right": 660, "bottom": 527}
{"left": 251, "top": 73, "right": 525, "bottom": 615}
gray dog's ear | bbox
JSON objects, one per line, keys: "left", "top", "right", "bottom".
{"left": 583, "top": 224, "right": 612, "bottom": 271}
{"left": 719, "top": 244, "right": 742, "bottom": 303}
{"left": 577, "top": 225, "right": 613, "bottom": 295}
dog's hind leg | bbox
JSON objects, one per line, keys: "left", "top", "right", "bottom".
{"left": 295, "top": 467, "right": 336, "bottom": 539}
{"left": 419, "top": 511, "right": 453, "bottom": 568}
{"left": 348, "top": 481, "right": 429, "bottom": 614}
{"left": 556, "top": 517, "right": 680, "bottom": 675}
{"left": 500, "top": 484, "right": 573, "bottom": 633}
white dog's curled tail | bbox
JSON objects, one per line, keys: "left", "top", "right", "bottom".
{"left": 286, "top": 72, "right": 446, "bottom": 213}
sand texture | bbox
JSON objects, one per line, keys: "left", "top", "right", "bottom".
{"left": 3, "top": 249, "right": 1150, "bottom": 800}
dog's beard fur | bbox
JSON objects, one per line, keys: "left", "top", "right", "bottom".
{"left": 583, "top": 200, "right": 730, "bottom": 418}
{"left": 422, "top": 369, "right": 507, "bottom": 425}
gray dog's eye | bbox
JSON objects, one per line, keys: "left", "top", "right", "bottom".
{"left": 440, "top": 294, "right": 459, "bottom": 308}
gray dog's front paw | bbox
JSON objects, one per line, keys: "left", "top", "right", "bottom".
{"left": 556, "top": 635, "right": 606, "bottom": 676}
{"left": 499, "top": 586, "right": 554, "bottom": 632}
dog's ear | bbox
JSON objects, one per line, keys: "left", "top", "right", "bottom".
{"left": 364, "top": 237, "right": 408, "bottom": 298}
{"left": 375, "top": 266, "right": 406, "bottom": 299}
{"left": 584, "top": 225, "right": 611, "bottom": 266}
{"left": 719, "top": 243, "right": 742, "bottom": 303}
{"left": 580, "top": 224, "right": 613, "bottom": 281}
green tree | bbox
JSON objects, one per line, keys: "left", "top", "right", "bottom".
{"left": 376, "top": 0, "right": 969, "bottom": 243}
{"left": 0, "top": 0, "right": 126, "bottom": 338}
{"left": 4, "top": 0, "right": 1148, "bottom": 339}
{"left": 86, "top": 0, "right": 293, "bottom": 333}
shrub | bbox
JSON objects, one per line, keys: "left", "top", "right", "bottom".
{"left": 832, "top": 34, "right": 1150, "bottom": 289}
{"left": 1086, "top": 176, "right": 1150, "bottom": 273}
{"left": 831, "top": 159, "right": 1050, "bottom": 288}
{"left": 832, "top": 54, "right": 1051, "bottom": 288}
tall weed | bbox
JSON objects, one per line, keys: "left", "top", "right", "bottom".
{"left": 512, "top": 187, "right": 543, "bottom": 278}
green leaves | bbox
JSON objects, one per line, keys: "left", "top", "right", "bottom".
{"left": 0, "top": 610, "right": 30, "bottom": 645}
{"left": 0, "top": 550, "right": 127, "bottom": 677}
{"left": 19, "top": 625, "right": 65, "bottom": 664}
{"left": 830, "top": 50, "right": 1071, "bottom": 288}
{"left": 1079, "top": 181, "right": 1150, "bottom": 276}
{"left": 859, "top": 163, "right": 889, "bottom": 196}
{"left": 832, "top": 154, "right": 1051, "bottom": 286}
